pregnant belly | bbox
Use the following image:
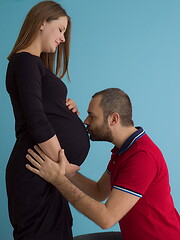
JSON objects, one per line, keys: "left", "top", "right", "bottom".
{"left": 49, "top": 116, "right": 90, "bottom": 166}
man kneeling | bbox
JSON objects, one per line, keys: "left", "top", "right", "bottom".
{"left": 26, "top": 88, "right": 180, "bottom": 240}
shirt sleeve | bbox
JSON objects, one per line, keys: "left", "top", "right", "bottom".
{"left": 14, "top": 54, "right": 55, "bottom": 143}
{"left": 111, "top": 151, "right": 157, "bottom": 198}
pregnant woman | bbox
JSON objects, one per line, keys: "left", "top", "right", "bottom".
{"left": 5, "top": 1, "right": 90, "bottom": 240}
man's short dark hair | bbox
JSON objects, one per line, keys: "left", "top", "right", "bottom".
{"left": 92, "top": 88, "right": 134, "bottom": 126}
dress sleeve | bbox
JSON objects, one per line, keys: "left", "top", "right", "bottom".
{"left": 113, "top": 151, "right": 157, "bottom": 198}
{"left": 14, "top": 54, "right": 55, "bottom": 143}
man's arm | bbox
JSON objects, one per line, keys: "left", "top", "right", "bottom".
{"left": 70, "top": 171, "right": 111, "bottom": 201}
{"left": 26, "top": 147, "right": 140, "bottom": 229}
{"left": 53, "top": 177, "right": 139, "bottom": 229}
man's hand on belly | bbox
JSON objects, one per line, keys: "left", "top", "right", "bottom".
{"left": 25, "top": 146, "right": 80, "bottom": 184}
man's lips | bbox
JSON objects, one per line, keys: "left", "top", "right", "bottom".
{"left": 86, "top": 127, "right": 90, "bottom": 134}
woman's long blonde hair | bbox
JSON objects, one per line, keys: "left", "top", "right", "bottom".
{"left": 8, "top": 1, "right": 71, "bottom": 79}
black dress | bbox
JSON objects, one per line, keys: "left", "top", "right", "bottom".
{"left": 6, "top": 52, "right": 90, "bottom": 240}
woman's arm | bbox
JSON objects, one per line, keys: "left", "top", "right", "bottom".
{"left": 15, "top": 55, "right": 81, "bottom": 162}
{"left": 38, "top": 135, "right": 61, "bottom": 162}
{"left": 14, "top": 54, "right": 61, "bottom": 161}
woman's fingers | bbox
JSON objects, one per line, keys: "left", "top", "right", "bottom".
{"left": 68, "top": 103, "right": 76, "bottom": 111}
{"left": 66, "top": 98, "right": 80, "bottom": 115}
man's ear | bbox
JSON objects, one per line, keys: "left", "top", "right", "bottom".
{"left": 40, "top": 21, "right": 46, "bottom": 31}
{"left": 108, "top": 112, "right": 120, "bottom": 126}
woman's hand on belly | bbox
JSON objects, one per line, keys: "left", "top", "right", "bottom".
{"left": 66, "top": 98, "right": 80, "bottom": 116}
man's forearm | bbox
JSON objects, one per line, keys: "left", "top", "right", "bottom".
{"left": 55, "top": 176, "right": 114, "bottom": 229}
{"left": 26, "top": 146, "right": 137, "bottom": 231}
{"left": 70, "top": 172, "right": 103, "bottom": 201}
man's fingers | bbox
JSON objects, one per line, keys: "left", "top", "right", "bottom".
{"left": 25, "top": 163, "right": 40, "bottom": 175}
{"left": 27, "top": 148, "right": 44, "bottom": 165}
{"left": 34, "top": 145, "right": 48, "bottom": 161}
{"left": 26, "top": 154, "right": 41, "bottom": 169}
{"left": 70, "top": 164, "right": 80, "bottom": 172}
{"left": 74, "top": 165, "right": 80, "bottom": 172}
{"left": 58, "top": 149, "right": 66, "bottom": 166}
{"left": 59, "top": 149, "right": 65, "bottom": 160}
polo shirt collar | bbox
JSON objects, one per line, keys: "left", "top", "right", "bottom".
{"left": 116, "top": 127, "right": 145, "bottom": 155}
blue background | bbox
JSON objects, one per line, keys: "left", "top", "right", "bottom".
{"left": 1, "top": 0, "right": 180, "bottom": 239}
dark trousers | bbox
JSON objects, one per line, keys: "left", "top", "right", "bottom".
{"left": 74, "top": 231, "right": 122, "bottom": 240}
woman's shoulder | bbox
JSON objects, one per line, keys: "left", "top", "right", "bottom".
{"left": 11, "top": 52, "right": 41, "bottom": 65}
{"left": 9, "top": 52, "right": 45, "bottom": 74}
{"left": 6, "top": 52, "right": 49, "bottom": 84}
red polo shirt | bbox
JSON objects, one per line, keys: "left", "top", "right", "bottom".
{"left": 107, "top": 127, "right": 180, "bottom": 240}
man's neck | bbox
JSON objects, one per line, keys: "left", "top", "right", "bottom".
{"left": 112, "top": 126, "right": 137, "bottom": 149}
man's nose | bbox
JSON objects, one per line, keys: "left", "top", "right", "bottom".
{"left": 84, "top": 117, "right": 89, "bottom": 125}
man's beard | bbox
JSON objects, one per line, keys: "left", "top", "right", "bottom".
{"left": 87, "top": 121, "right": 113, "bottom": 142}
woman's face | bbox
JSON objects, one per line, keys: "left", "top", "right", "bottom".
{"left": 40, "top": 16, "right": 68, "bottom": 53}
